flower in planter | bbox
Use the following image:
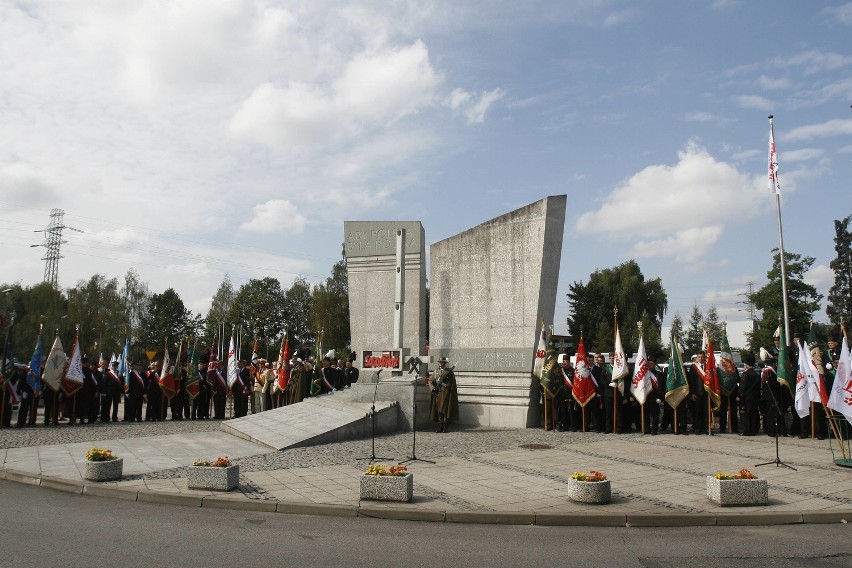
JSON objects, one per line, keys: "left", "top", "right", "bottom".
{"left": 570, "top": 470, "right": 607, "bottom": 482}
{"left": 713, "top": 468, "right": 757, "bottom": 480}
{"left": 193, "top": 456, "right": 233, "bottom": 467}
{"left": 86, "top": 448, "right": 118, "bottom": 462}
{"left": 365, "top": 464, "right": 408, "bottom": 477}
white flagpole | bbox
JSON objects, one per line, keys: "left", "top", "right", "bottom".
{"left": 769, "top": 115, "right": 791, "bottom": 347}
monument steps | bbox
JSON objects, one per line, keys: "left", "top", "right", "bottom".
{"left": 219, "top": 390, "right": 400, "bottom": 450}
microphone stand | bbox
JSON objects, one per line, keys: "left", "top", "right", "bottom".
{"left": 357, "top": 369, "right": 394, "bottom": 463}
{"left": 400, "top": 365, "right": 434, "bottom": 465}
{"left": 755, "top": 370, "right": 796, "bottom": 471}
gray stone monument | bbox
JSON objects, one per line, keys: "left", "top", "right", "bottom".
{"left": 345, "top": 221, "right": 427, "bottom": 364}
{"left": 429, "top": 195, "right": 566, "bottom": 428}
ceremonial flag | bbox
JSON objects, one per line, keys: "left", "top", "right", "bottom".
{"left": 119, "top": 337, "right": 130, "bottom": 391}
{"left": 533, "top": 324, "right": 547, "bottom": 380}
{"left": 310, "top": 331, "right": 324, "bottom": 396}
{"left": 768, "top": 115, "right": 781, "bottom": 194}
{"left": 804, "top": 340, "right": 828, "bottom": 406}
{"left": 42, "top": 335, "right": 66, "bottom": 393}
{"left": 60, "top": 332, "right": 85, "bottom": 396}
{"left": 717, "top": 331, "right": 739, "bottom": 396}
{"left": 226, "top": 335, "right": 239, "bottom": 389}
{"left": 827, "top": 335, "right": 852, "bottom": 425}
{"left": 665, "top": 331, "right": 689, "bottom": 409}
{"left": 207, "top": 341, "right": 226, "bottom": 389}
{"left": 703, "top": 331, "right": 721, "bottom": 411}
{"left": 250, "top": 338, "right": 260, "bottom": 379}
{"left": 776, "top": 324, "right": 794, "bottom": 394}
{"left": 278, "top": 336, "right": 291, "bottom": 390}
{"left": 630, "top": 332, "right": 652, "bottom": 405}
{"left": 794, "top": 342, "right": 811, "bottom": 418}
{"left": 185, "top": 341, "right": 201, "bottom": 399}
{"left": 612, "top": 320, "right": 629, "bottom": 394}
{"left": 26, "top": 332, "right": 44, "bottom": 395}
{"left": 3, "top": 373, "right": 21, "bottom": 405}
{"left": 159, "top": 338, "right": 176, "bottom": 399}
{"left": 572, "top": 337, "right": 596, "bottom": 407}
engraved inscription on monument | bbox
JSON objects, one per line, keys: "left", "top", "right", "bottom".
{"left": 430, "top": 348, "right": 533, "bottom": 373}
{"left": 345, "top": 221, "right": 422, "bottom": 258}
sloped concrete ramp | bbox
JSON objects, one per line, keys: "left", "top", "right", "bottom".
{"left": 220, "top": 392, "right": 399, "bottom": 450}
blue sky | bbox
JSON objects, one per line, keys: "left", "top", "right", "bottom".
{"left": 1, "top": 1, "right": 850, "bottom": 337}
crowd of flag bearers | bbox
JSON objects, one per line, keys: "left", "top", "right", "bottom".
{"left": 1, "top": 324, "right": 360, "bottom": 428}
{"left": 535, "top": 320, "right": 852, "bottom": 444}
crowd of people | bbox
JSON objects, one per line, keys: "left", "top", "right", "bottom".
{"left": 541, "top": 333, "right": 844, "bottom": 439}
{"left": 0, "top": 350, "right": 361, "bottom": 428}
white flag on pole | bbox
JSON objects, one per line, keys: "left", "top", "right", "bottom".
{"left": 827, "top": 336, "right": 852, "bottom": 425}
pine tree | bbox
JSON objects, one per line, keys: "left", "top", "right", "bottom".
{"left": 685, "top": 305, "right": 704, "bottom": 357}
{"left": 827, "top": 215, "right": 852, "bottom": 326}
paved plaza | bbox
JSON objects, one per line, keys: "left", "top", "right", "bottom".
{"left": 2, "top": 417, "right": 850, "bottom": 525}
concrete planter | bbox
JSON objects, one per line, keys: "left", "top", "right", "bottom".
{"left": 566, "top": 478, "right": 611, "bottom": 504}
{"left": 188, "top": 465, "right": 240, "bottom": 491}
{"left": 706, "top": 476, "right": 768, "bottom": 506}
{"left": 84, "top": 458, "right": 123, "bottom": 482}
{"left": 359, "top": 473, "right": 414, "bottom": 502}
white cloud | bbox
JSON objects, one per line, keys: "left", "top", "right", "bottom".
{"left": 805, "top": 264, "right": 833, "bottom": 291}
{"left": 578, "top": 142, "right": 763, "bottom": 237}
{"left": 733, "top": 95, "right": 773, "bottom": 110}
{"left": 603, "top": 9, "right": 639, "bottom": 28}
{"left": 786, "top": 118, "right": 852, "bottom": 141}
{"left": 772, "top": 50, "right": 852, "bottom": 74}
{"left": 780, "top": 148, "right": 824, "bottom": 163}
{"left": 756, "top": 75, "right": 793, "bottom": 90}
{"left": 684, "top": 112, "right": 722, "bottom": 123}
{"left": 730, "top": 149, "right": 762, "bottom": 161}
{"left": 241, "top": 200, "right": 309, "bottom": 235}
{"left": 821, "top": 3, "right": 852, "bottom": 26}
{"left": 630, "top": 226, "right": 723, "bottom": 262}
{"left": 443, "top": 88, "right": 505, "bottom": 124}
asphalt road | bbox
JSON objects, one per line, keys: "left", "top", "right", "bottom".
{"left": 1, "top": 480, "right": 850, "bottom": 568}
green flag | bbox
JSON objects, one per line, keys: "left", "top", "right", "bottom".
{"left": 777, "top": 324, "right": 793, "bottom": 393}
{"left": 666, "top": 331, "right": 689, "bottom": 409}
{"left": 717, "top": 332, "right": 739, "bottom": 396}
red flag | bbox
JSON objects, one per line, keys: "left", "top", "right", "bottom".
{"left": 159, "top": 338, "right": 177, "bottom": 399}
{"left": 277, "top": 336, "right": 290, "bottom": 392}
{"left": 572, "top": 337, "right": 597, "bottom": 407}
{"left": 207, "top": 341, "right": 226, "bottom": 389}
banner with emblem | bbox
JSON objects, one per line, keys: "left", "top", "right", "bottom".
{"left": 572, "top": 337, "right": 596, "bottom": 407}
{"left": 612, "top": 320, "right": 629, "bottom": 394}
{"left": 42, "top": 335, "right": 66, "bottom": 393}
{"left": 630, "top": 332, "right": 652, "bottom": 405}
{"left": 184, "top": 341, "right": 201, "bottom": 399}
{"left": 665, "top": 331, "right": 689, "bottom": 409}
{"left": 717, "top": 331, "right": 739, "bottom": 396}
{"left": 159, "top": 338, "right": 177, "bottom": 399}
{"left": 60, "top": 329, "right": 85, "bottom": 396}
{"left": 827, "top": 334, "right": 852, "bottom": 425}
{"left": 276, "top": 335, "right": 290, "bottom": 393}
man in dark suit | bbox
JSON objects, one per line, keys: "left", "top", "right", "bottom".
{"left": 688, "top": 351, "right": 708, "bottom": 434}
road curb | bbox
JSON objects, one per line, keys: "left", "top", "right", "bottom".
{"left": 2, "top": 467, "right": 851, "bottom": 526}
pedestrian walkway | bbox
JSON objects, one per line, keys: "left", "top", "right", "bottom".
{"left": 2, "top": 419, "right": 850, "bottom": 525}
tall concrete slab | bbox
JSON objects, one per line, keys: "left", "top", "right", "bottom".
{"left": 345, "top": 221, "right": 427, "bottom": 365}
{"left": 430, "top": 195, "right": 566, "bottom": 428}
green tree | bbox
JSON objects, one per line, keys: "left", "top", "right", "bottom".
{"left": 121, "top": 268, "right": 150, "bottom": 342}
{"left": 204, "top": 273, "right": 235, "bottom": 343}
{"left": 136, "top": 288, "right": 198, "bottom": 351}
{"left": 668, "top": 312, "right": 684, "bottom": 348}
{"left": 67, "top": 274, "right": 126, "bottom": 358}
{"left": 0, "top": 282, "right": 67, "bottom": 362}
{"left": 228, "top": 277, "right": 287, "bottom": 356}
{"left": 311, "top": 257, "right": 350, "bottom": 351}
{"left": 827, "top": 215, "right": 852, "bottom": 327}
{"left": 704, "top": 305, "right": 723, "bottom": 345}
{"left": 284, "top": 277, "right": 313, "bottom": 346}
{"left": 684, "top": 305, "right": 704, "bottom": 357}
{"left": 566, "top": 260, "right": 667, "bottom": 355}
{"left": 748, "top": 249, "right": 823, "bottom": 350}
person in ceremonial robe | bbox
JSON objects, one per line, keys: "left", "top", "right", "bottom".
{"left": 145, "top": 361, "right": 162, "bottom": 421}
{"left": 286, "top": 358, "right": 306, "bottom": 405}
{"left": 737, "top": 351, "right": 760, "bottom": 436}
{"left": 430, "top": 357, "right": 457, "bottom": 433}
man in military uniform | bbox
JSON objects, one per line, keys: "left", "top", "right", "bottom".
{"left": 591, "top": 353, "right": 609, "bottom": 433}
{"left": 430, "top": 357, "right": 457, "bottom": 433}
{"left": 687, "top": 351, "right": 709, "bottom": 434}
